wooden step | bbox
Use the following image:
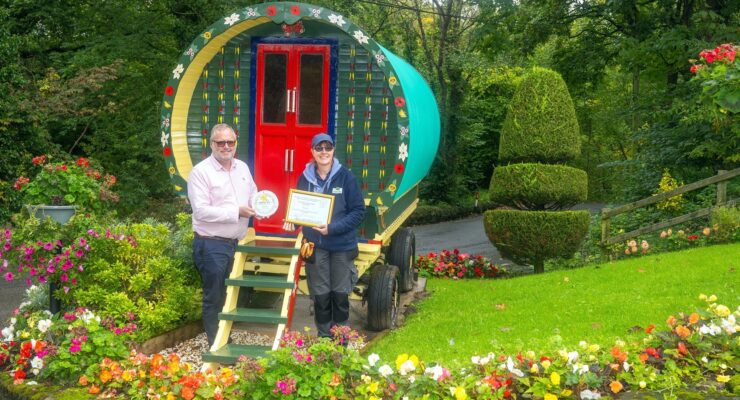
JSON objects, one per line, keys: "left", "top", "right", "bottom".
{"left": 237, "top": 239, "right": 300, "bottom": 256}
{"left": 225, "top": 274, "right": 295, "bottom": 289}
{"left": 202, "top": 343, "right": 271, "bottom": 364}
{"left": 219, "top": 308, "right": 287, "bottom": 324}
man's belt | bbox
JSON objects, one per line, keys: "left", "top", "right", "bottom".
{"left": 194, "top": 232, "right": 238, "bottom": 244}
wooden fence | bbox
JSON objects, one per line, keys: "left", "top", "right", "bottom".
{"left": 600, "top": 168, "right": 740, "bottom": 248}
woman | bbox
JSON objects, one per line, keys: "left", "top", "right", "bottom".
{"left": 283, "top": 133, "right": 365, "bottom": 338}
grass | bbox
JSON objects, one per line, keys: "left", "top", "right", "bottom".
{"left": 368, "top": 243, "right": 740, "bottom": 365}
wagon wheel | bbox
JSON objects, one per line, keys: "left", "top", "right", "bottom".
{"left": 367, "top": 264, "right": 399, "bottom": 331}
{"left": 388, "top": 228, "right": 416, "bottom": 292}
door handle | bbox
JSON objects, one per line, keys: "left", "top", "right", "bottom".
{"left": 286, "top": 89, "right": 291, "bottom": 113}
{"left": 284, "top": 149, "right": 289, "bottom": 172}
{"left": 291, "top": 87, "right": 297, "bottom": 113}
{"left": 289, "top": 149, "right": 294, "bottom": 172}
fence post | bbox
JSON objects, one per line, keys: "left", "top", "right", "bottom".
{"left": 716, "top": 170, "right": 727, "bottom": 207}
{"left": 600, "top": 209, "right": 611, "bottom": 260}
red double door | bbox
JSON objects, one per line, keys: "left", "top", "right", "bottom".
{"left": 253, "top": 43, "right": 332, "bottom": 233}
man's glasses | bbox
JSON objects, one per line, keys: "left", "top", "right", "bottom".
{"left": 313, "top": 144, "right": 334, "bottom": 152}
{"left": 214, "top": 140, "right": 236, "bottom": 147}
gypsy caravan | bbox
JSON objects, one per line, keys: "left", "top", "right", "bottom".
{"left": 159, "top": 2, "right": 440, "bottom": 368}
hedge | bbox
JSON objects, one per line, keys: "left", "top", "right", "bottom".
{"left": 483, "top": 209, "right": 590, "bottom": 273}
{"left": 499, "top": 67, "right": 580, "bottom": 163}
{"left": 489, "top": 163, "right": 588, "bottom": 210}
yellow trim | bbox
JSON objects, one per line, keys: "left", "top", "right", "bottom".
{"left": 373, "top": 198, "right": 418, "bottom": 245}
{"left": 172, "top": 18, "right": 269, "bottom": 180}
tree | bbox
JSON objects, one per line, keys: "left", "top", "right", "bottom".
{"left": 483, "top": 67, "right": 590, "bottom": 273}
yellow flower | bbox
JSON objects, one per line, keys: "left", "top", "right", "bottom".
{"left": 544, "top": 394, "right": 558, "bottom": 400}
{"left": 451, "top": 386, "right": 467, "bottom": 400}
{"left": 542, "top": 359, "right": 552, "bottom": 369}
{"left": 167, "top": 394, "right": 176, "bottom": 400}
{"left": 639, "top": 381, "right": 647, "bottom": 389}
{"left": 714, "top": 305, "right": 730, "bottom": 317}
{"left": 530, "top": 364, "right": 540, "bottom": 374}
{"left": 203, "top": 31, "right": 212, "bottom": 40}
{"left": 588, "top": 344, "right": 600, "bottom": 353}
{"left": 699, "top": 294, "right": 707, "bottom": 301}
{"left": 550, "top": 372, "right": 561, "bottom": 386}
{"left": 561, "top": 389, "right": 572, "bottom": 397}
{"left": 122, "top": 370, "right": 133, "bottom": 382}
{"left": 395, "top": 354, "right": 409, "bottom": 370}
{"left": 388, "top": 76, "right": 398, "bottom": 86}
{"left": 708, "top": 294, "right": 717, "bottom": 302}
{"left": 717, "top": 375, "right": 730, "bottom": 383}
{"left": 369, "top": 381, "right": 379, "bottom": 393}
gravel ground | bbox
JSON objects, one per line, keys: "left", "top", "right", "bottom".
{"left": 158, "top": 329, "right": 274, "bottom": 370}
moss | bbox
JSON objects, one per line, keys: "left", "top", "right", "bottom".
{"left": 0, "top": 373, "right": 93, "bottom": 400}
{"left": 489, "top": 163, "right": 588, "bottom": 209}
{"left": 499, "top": 67, "right": 580, "bottom": 163}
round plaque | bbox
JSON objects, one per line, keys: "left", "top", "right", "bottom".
{"left": 251, "top": 190, "right": 279, "bottom": 218}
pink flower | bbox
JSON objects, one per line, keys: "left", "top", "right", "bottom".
{"left": 4, "top": 272, "right": 13, "bottom": 281}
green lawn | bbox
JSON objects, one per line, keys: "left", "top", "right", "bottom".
{"left": 369, "top": 243, "right": 740, "bottom": 365}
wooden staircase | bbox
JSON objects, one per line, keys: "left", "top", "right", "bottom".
{"left": 201, "top": 228, "right": 303, "bottom": 371}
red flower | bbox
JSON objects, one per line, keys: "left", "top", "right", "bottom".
{"left": 394, "top": 163, "right": 404, "bottom": 174}
{"left": 290, "top": 5, "right": 300, "bottom": 15}
{"left": 13, "top": 368, "right": 25, "bottom": 380}
{"left": 645, "top": 323, "right": 655, "bottom": 333}
{"left": 163, "top": 147, "right": 172, "bottom": 157}
{"left": 76, "top": 157, "right": 90, "bottom": 167}
{"left": 266, "top": 5, "right": 277, "bottom": 16}
{"left": 689, "top": 64, "right": 701, "bottom": 73}
{"left": 13, "top": 176, "right": 29, "bottom": 190}
{"left": 700, "top": 49, "right": 716, "bottom": 63}
{"left": 677, "top": 341, "right": 688, "bottom": 355}
{"left": 165, "top": 86, "right": 174, "bottom": 96}
{"left": 687, "top": 235, "right": 698, "bottom": 241}
{"left": 394, "top": 96, "right": 406, "bottom": 107}
{"left": 32, "top": 155, "right": 46, "bottom": 165}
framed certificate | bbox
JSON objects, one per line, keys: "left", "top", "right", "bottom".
{"left": 285, "top": 189, "right": 334, "bottom": 227}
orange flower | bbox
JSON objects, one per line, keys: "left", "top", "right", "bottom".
{"left": 639, "top": 353, "right": 649, "bottom": 364}
{"left": 610, "top": 380, "right": 624, "bottom": 393}
{"left": 78, "top": 375, "right": 89, "bottom": 386}
{"left": 99, "top": 369, "right": 112, "bottom": 383}
{"left": 88, "top": 384, "right": 101, "bottom": 394}
{"left": 181, "top": 386, "right": 195, "bottom": 400}
{"left": 666, "top": 315, "right": 676, "bottom": 326}
{"left": 611, "top": 346, "right": 628, "bottom": 362}
{"left": 688, "top": 313, "right": 700, "bottom": 325}
{"left": 645, "top": 324, "right": 655, "bottom": 333}
{"left": 675, "top": 325, "right": 691, "bottom": 338}
{"left": 329, "top": 372, "right": 342, "bottom": 386}
{"left": 678, "top": 342, "right": 688, "bottom": 355}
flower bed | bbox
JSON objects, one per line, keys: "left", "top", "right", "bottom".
{"left": 417, "top": 249, "right": 505, "bottom": 279}
{"left": 0, "top": 296, "right": 728, "bottom": 399}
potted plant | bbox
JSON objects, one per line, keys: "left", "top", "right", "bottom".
{"left": 14, "top": 155, "right": 118, "bottom": 223}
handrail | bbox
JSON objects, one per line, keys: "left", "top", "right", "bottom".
{"left": 600, "top": 167, "right": 740, "bottom": 247}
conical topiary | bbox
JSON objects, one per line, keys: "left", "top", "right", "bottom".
{"left": 484, "top": 67, "right": 590, "bottom": 273}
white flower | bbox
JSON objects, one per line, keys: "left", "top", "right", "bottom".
{"left": 623, "top": 361, "right": 631, "bottom": 372}
{"left": 471, "top": 356, "right": 480, "bottom": 365}
{"left": 572, "top": 363, "right": 589, "bottom": 375}
{"left": 425, "top": 365, "right": 444, "bottom": 381}
{"left": 579, "top": 340, "right": 588, "bottom": 349}
{"left": 721, "top": 315, "right": 737, "bottom": 334}
{"left": 37, "top": 319, "right": 52, "bottom": 333}
{"left": 1, "top": 326, "right": 14, "bottom": 341}
{"left": 567, "top": 350, "right": 579, "bottom": 363}
{"left": 224, "top": 13, "right": 240, "bottom": 26}
{"left": 408, "top": 375, "right": 415, "bottom": 383}
{"left": 10, "top": 318, "right": 16, "bottom": 326}
{"left": 378, "top": 364, "right": 393, "bottom": 377}
{"left": 367, "top": 353, "right": 380, "bottom": 367}
{"left": 580, "top": 389, "right": 602, "bottom": 399}
{"left": 398, "top": 142, "right": 408, "bottom": 162}
{"left": 353, "top": 30, "right": 369, "bottom": 44}
{"left": 310, "top": 8, "right": 321, "bottom": 18}
{"left": 505, "top": 357, "right": 524, "bottom": 377}
{"left": 161, "top": 131, "right": 170, "bottom": 147}
{"left": 245, "top": 7, "right": 258, "bottom": 17}
{"left": 186, "top": 47, "right": 195, "bottom": 59}
{"left": 328, "top": 14, "right": 346, "bottom": 26}
{"left": 172, "top": 64, "right": 184, "bottom": 80}
{"left": 25, "top": 381, "right": 38, "bottom": 385}
{"left": 700, "top": 324, "right": 722, "bottom": 336}
{"left": 31, "top": 356, "right": 44, "bottom": 370}
{"left": 701, "top": 356, "right": 709, "bottom": 363}
{"left": 399, "top": 126, "right": 409, "bottom": 137}
{"left": 399, "top": 359, "right": 416, "bottom": 375}
{"left": 375, "top": 53, "right": 385, "bottom": 64}
{"left": 79, "top": 309, "right": 97, "bottom": 324}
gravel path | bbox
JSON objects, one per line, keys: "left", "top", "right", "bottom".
{"left": 158, "top": 329, "right": 273, "bottom": 370}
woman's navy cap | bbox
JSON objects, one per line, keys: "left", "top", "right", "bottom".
{"left": 311, "top": 133, "right": 334, "bottom": 147}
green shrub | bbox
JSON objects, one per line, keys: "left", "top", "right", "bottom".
{"left": 499, "top": 67, "right": 580, "bottom": 163}
{"left": 489, "top": 163, "right": 587, "bottom": 210}
{"left": 405, "top": 201, "right": 497, "bottom": 226}
{"left": 71, "top": 221, "right": 201, "bottom": 341}
{"left": 710, "top": 205, "right": 740, "bottom": 243}
{"left": 484, "top": 209, "right": 590, "bottom": 273}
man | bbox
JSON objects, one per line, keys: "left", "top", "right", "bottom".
{"left": 187, "top": 123, "right": 257, "bottom": 347}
